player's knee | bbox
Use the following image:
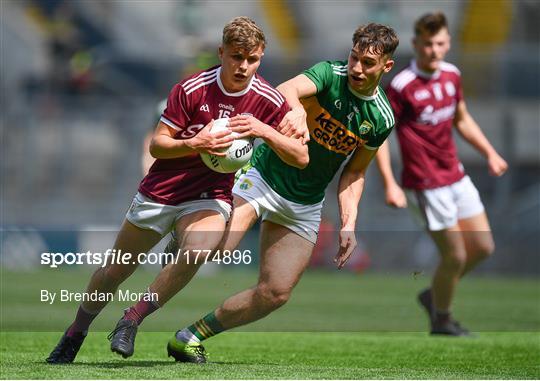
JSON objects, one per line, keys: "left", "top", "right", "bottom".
{"left": 181, "top": 236, "right": 223, "bottom": 262}
{"left": 255, "top": 284, "right": 291, "bottom": 310}
{"left": 476, "top": 239, "right": 495, "bottom": 260}
{"left": 441, "top": 250, "right": 466, "bottom": 272}
{"left": 181, "top": 247, "right": 211, "bottom": 265}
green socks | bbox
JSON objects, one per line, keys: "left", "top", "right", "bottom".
{"left": 187, "top": 311, "right": 225, "bottom": 341}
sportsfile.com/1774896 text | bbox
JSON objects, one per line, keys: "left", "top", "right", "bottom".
{"left": 40, "top": 249, "right": 253, "bottom": 268}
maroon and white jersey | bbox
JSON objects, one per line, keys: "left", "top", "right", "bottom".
{"left": 386, "top": 60, "right": 465, "bottom": 190}
{"left": 139, "top": 65, "right": 289, "bottom": 206}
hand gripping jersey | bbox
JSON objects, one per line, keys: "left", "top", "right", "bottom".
{"left": 386, "top": 60, "right": 465, "bottom": 190}
{"left": 139, "top": 65, "right": 289, "bottom": 206}
{"left": 252, "top": 60, "right": 395, "bottom": 205}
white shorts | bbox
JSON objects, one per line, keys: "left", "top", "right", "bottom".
{"left": 406, "top": 175, "right": 485, "bottom": 231}
{"left": 233, "top": 168, "right": 323, "bottom": 244}
{"left": 126, "top": 192, "right": 232, "bottom": 236}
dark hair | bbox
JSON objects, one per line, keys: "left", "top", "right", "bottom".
{"left": 414, "top": 12, "right": 448, "bottom": 36}
{"left": 352, "top": 23, "right": 399, "bottom": 57}
{"left": 222, "top": 16, "right": 266, "bottom": 50}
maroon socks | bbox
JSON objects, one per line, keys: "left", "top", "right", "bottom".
{"left": 66, "top": 305, "right": 99, "bottom": 337}
{"left": 123, "top": 292, "right": 160, "bottom": 325}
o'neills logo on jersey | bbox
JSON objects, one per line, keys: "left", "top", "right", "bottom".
{"left": 311, "top": 112, "right": 363, "bottom": 155}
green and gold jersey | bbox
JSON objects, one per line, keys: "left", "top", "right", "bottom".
{"left": 252, "top": 60, "right": 395, "bottom": 205}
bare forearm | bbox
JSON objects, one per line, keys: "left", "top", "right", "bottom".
{"left": 454, "top": 101, "right": 499, "bottom": 159}
{"left": 276, "top": 82, "right": 304, "bottom": 110}
{"left": 375, "top": 141, "right": 399, "bottom": 188}
{"left": 149, "top": 135, "right": 195, "bottom": 159}
{"left": 261, "top": 128, "right": 308, "bottom": 169}
{"left": 455, "top": 106, "right": 508, "bottom": 177}
{"left": 456, "top": 117, "right": 498, "bottom": 158}
{"left": 338, "top": 173, "right": 365, "bottom": 230}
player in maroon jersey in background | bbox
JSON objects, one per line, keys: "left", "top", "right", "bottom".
{"left": 376, "top": 12, "right": 507, "bottom": 336}
{"left": 46, "top": 16, "right": 308, "bottom": 364}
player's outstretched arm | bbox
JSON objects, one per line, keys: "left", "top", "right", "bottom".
{"left": 276, "top": 74, "right": 318, "bottom": 143}
{"left": 228, "top": 115, "right": 309, "bottom": 169}
{"left": 150, "top": 120, "right": 234, "bottom": 159}
{"left": 454, "top": 100, "right": 508, "bottom": 177}
{"left": 375, "top": 141, "right": 407, "bottom": 208}
{"left": 335, "top": 146, "right": 377, "bottom": 269}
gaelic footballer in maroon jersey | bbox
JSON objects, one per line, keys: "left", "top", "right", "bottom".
{"left": 376, "top": 12, "right": 507, "bottom": 337}
{"left": 386, "top": 60, "right": 465, "bottom": 190}
{"left": 139, "top": 65, "right": 290, "bottom": 206}
{"left": 46, "top": 16, "right": 308, "bottom": 365}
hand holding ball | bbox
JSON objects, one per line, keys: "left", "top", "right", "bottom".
{"left": 200, "top": 118, "right": 254, "bottom": 173}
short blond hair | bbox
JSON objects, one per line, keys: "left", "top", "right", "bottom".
{"left": 222, "top": 17, "right": 266, "bottom": 51}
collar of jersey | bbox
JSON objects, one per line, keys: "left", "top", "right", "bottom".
{"left": 347, "top": 83, "right": 378, "bottom": 101}
{"left": 216, "top": 67, "right": 254, "bottom": 97}
{"left": 411, "top": 60, "right": 441, "bottom": 80}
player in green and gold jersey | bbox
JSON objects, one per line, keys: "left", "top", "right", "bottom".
{"left": 253, "top": 58, "right": 395, "bottom": 205}
{"left": 165, "top": 23, "right": 399, "bottom": 362}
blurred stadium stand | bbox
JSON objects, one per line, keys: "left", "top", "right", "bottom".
{"left": 1, "top": 0, "right": 539, "bottom": 275}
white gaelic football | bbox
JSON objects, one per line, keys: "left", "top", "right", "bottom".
{"left": 200, "top": 118, "right": 254, "bottom": 173}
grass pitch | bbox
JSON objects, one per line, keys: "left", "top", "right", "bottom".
{"left": 1, "top": 331, "right": 539, "bottom": 379}
{"left": 1, "top": 268, "right": 539, "bottom": 379}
